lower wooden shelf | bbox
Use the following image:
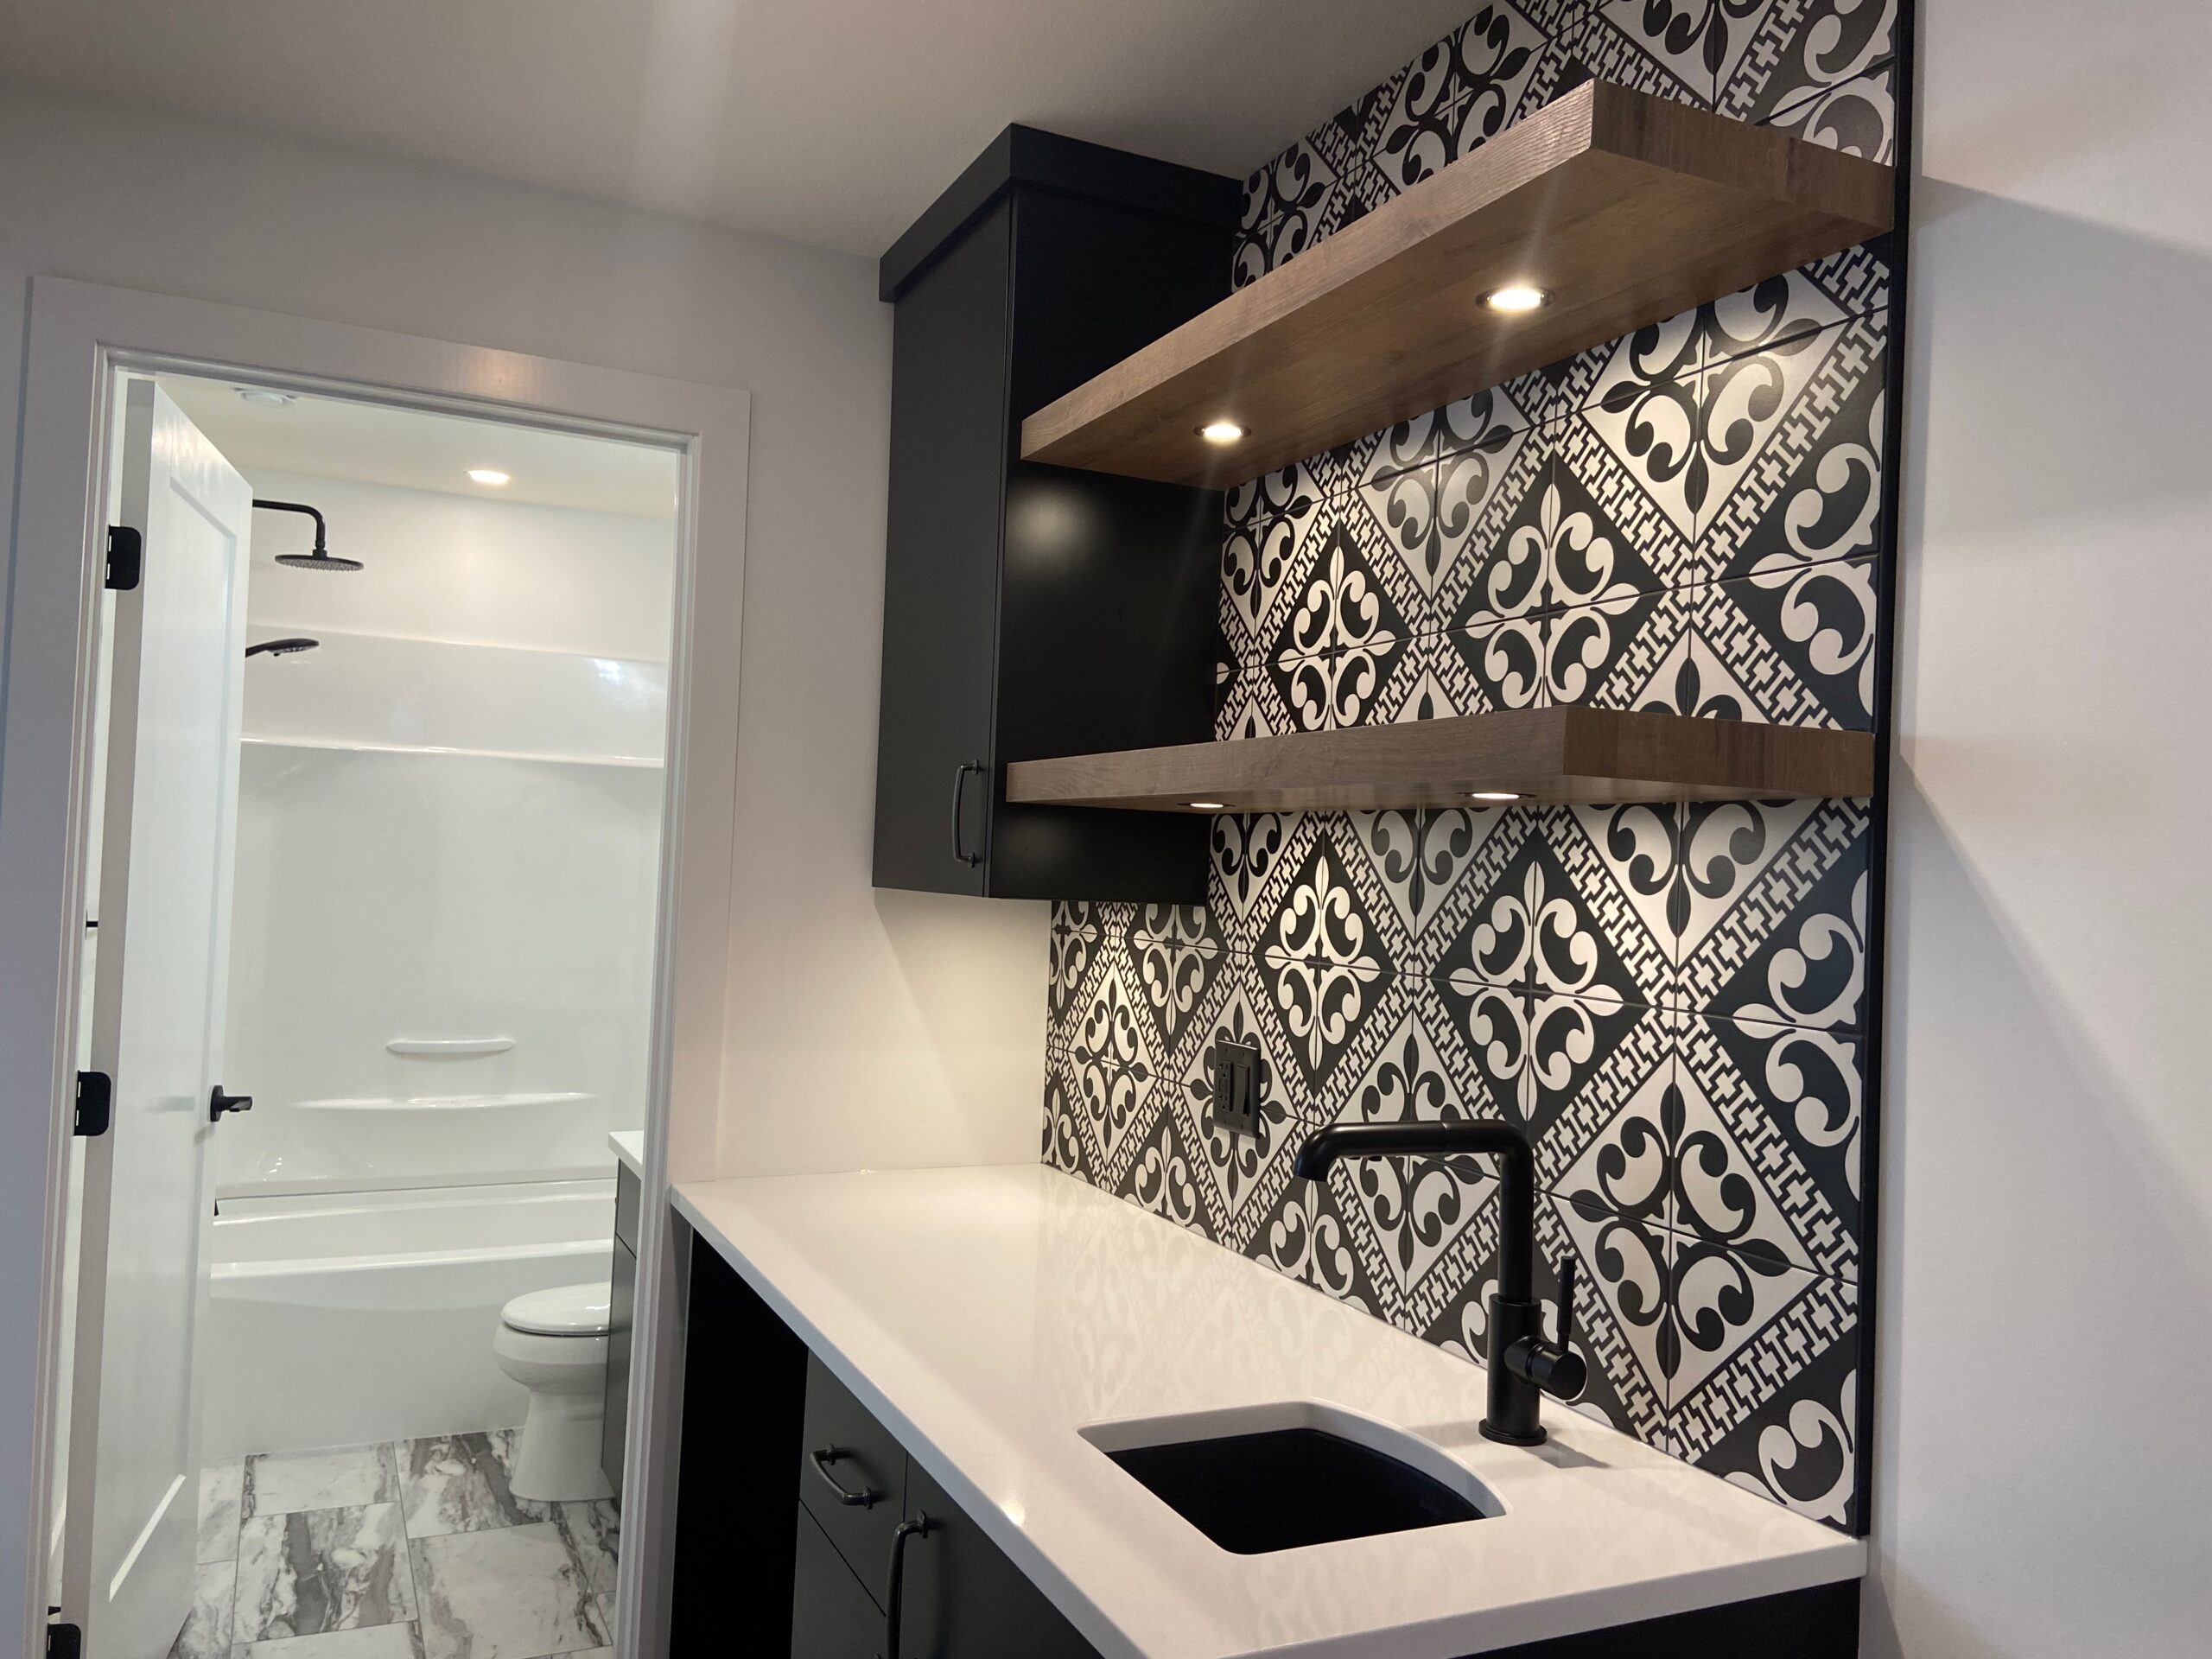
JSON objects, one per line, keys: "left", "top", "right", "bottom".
{"left": 1003, "top": 708, "right": 1873, "bottom": 812}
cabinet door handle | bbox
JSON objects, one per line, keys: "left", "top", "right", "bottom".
{"left": 882, "top": 1513, "right": 934, "bottom": 1659}
{"left": 807, "top": 1446, "right": 880, "bottom": 1509}
{"left": 950, "top": 760, "right": 986, "bottom": 868}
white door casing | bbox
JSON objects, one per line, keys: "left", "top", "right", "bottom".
{"left": 8, "top": 278, "right": 752, "bottom": 1659}
{"left": 61, "top": 381, "right": 251, "bottom": 1658}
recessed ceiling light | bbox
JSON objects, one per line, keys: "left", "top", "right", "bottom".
{"left": 1186, "top": 801, "right": 1226, "bottom": 810}
{"left": 237, "top": 388, "right": 296, "bottom": 409}
{"left": 1481, "top": 285, "right": 1551, "bottom": 315}
{"left": 1468, "top": 791, "right": 1523, "bottom": 802}
{"left": 1196, "top": 421, "right": 1247, "bottom": 444}
{"left": 467, "top": 468, "right": 512, "bottom": 486}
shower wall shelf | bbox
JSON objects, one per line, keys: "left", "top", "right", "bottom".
{"left": 1018, "top": 78, "right": 1894, "bottom": 488}
{"left": 385, "top": 1038, "right": 516, "bottom": 1058}
{"left": 1003, "top": 708, "right": 1876, "bottom": 812}
{"left": 240, "top": 735, "right": 664, "bottom": 769}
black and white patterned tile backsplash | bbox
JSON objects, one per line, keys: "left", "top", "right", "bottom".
{"left": 1044, "top": 0, "right": 1896, "bottom": 1537}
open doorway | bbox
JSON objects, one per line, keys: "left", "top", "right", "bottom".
{"left": 54, "top": 369, "right": 680, "bottom": 1658}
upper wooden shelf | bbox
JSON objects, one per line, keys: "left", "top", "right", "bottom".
{"left": 1003, "top": 709, "right": 1875, "bottom": 813}
{"left": 1019, "top": 79, "right": 1894, "bottom": 489}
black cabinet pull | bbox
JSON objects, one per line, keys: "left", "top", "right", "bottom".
{"left": 950, "top": 761, "right": 986, "bottom": 867}
{"left": 881, "top": 1513, "right": 934, "bottom": 1659}
{"left": 208, "top": 1085, "right": 253, "bottom": 1124}
{"left": 807, "top": 1446, "right": 880, "bottom": 1509}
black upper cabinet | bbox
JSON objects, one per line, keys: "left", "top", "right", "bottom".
{"left": 872, "top": 127, "right": 1235, "bottom": 902}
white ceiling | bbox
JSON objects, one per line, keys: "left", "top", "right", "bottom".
{"left": 0, "top": 0, "right": 1476, "bottom": 257}
{"left": 161, "top": 375, "right": 680, "bottom": 519}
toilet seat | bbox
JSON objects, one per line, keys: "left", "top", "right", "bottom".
{"left": 500, "top": 1281, "right": 612, "bottom": 1338}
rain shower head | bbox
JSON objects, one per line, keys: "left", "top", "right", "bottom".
{"left": 245, "top": 637, "right": 320, "bottom": 659}
{"left": 254, "top": 499, "right": 362, "bottom": 572}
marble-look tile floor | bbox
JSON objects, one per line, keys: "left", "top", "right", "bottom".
{"left": 176, "top": 1432, "right": 615, "bottom": 1659}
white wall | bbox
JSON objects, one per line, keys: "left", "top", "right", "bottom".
{"left": 0, "top": 79, "right": 1050, "bottom": 1638}
{"left": 1872, "top": 3, "right": 2212, "bottom": 1655}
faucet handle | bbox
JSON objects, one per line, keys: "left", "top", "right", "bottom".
{"left": 1528, "top": 1253, "right": 1587, "bottom": 1403}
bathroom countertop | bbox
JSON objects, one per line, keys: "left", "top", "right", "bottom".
{"left": 607, "top": 1129, "right": 645, "bottom": 1179}
{"left": 672, "top": 1164, "right": 1863, "bottom": 1659}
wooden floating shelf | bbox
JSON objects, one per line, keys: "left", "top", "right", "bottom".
{"left": 1004, "top": 709, "right": 1875, "bottom": 813}
{"left": 1020, "top": 79, "right": 1895, "bottom": 488}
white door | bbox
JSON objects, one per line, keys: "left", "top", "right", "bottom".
{"left": 62, "top": 382, "right": 252, "bottom": 1658}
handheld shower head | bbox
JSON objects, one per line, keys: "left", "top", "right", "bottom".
{"left": 245, "top": 636, "right": 320, "bottom": 659}
{"left": 255, "top": 499, "right": 361, "bottom": 571}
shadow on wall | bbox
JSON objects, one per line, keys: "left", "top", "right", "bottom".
{"left": 1908, "top": 182, "right": 2212, "bottom": 544}
{"left": 1870, "top": 778, "right": 2212, "bottom": 1656}
{"left": 871, "top": 885, "right": 1051, "bottom": 1103}
{"left": 710, "top": 884, "right": 1048, "bottom": 1175}
{"left": 1868, "top": 178, "right": 2212, "bottom": 1657}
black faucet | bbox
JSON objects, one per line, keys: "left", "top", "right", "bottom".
{"left": 1293, "top": 1120, "right": 1586, "bottom": 1446}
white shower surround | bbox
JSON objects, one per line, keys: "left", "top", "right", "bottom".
{"left": 206, "top": 467, "right": 672, "bottom": 1456}
{"left": 220, "top": 477, "right": 673, "bottom": 1201}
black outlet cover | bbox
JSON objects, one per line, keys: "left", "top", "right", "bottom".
{"left": 1212, "top": 1040, "right": 1262, "bottom": 1138}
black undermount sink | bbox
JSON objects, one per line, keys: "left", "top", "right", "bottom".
{"left": 1098, "top": 1422, "right": 1492, "bottom": 1554}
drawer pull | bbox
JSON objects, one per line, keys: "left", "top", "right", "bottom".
{"left": 808, "top": 1446, "right": 881, "bottom": 1509}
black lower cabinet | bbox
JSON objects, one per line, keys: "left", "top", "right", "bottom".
{"left": 791, "top": 1506, "right": 884, "bottom": 1659}
{"left": 601, "top": 1163, "right": 640, "bottom": 1502}
{"left": 1475, "top": 1578, "right": 1859, "bottom": 1658}
{"left": 670, "top": 1241, "right": 810, "bottom": 1656}
{"left": 600, "top": 1235, "right": 633, "bottom": 1501}
{"left": 892, "top": 1459, "right": 1098, "bottom": 1659}
{"left": 677, "top": 1237, "right": 1851, "bottom": 1659}
{"left": 675, "top": 1241, "right": 1096, "bottom": 1658}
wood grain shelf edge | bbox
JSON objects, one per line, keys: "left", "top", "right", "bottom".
{"left": 1003, "top": 709, "right": 1875, "bottom": 811}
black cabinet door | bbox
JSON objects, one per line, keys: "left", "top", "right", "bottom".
{"left": 872, "top": 196, "right": 1014, "bottom": 896}
{"left": 613, "top": 1160, "right": 640, "bottom": 1251}
{"left": 791, "top": 1506, "right": 884, "bottom": 1659}
{"left": 599, "top": 1235, "right": 634, "bottom": 1502}
{"left": 671, "top": 1240, "right": 810, "bottom": 1657}
{"left": 893, "top": 1460, "right": 1100, "bottom": 1659}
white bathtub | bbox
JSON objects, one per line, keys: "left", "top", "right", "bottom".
{"left": 202, "top": 1179, "right": 615, "bottom": 1459}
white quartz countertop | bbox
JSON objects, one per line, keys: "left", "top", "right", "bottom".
{"left": 673, "top": 1164, "right": 1862, "bottom": 1659}
{"left": 607, "top": 1129, "right": 645, "bottom": 1179}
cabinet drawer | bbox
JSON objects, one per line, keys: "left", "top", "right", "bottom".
{"left": 613, "top": 1162, "right": 641, "bottom": 1251}
{"left": 798, "top": 1355, "right": 906, "bottom": 1605}
{"left": 791, "top": 1505, "right": 882, "bottom": 1659}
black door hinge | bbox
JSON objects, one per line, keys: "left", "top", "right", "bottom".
{"left": 105, "top": 525, "right": 143, "bottom": 591}
{"left": 48, "top": 1621, "right": 82, "bottom": 1659}
{"left": 73, "top": 1071, "right": 111, "bottom": 1137}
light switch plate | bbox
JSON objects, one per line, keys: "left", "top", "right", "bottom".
{"left": 1212, "top": 1040, "right": 1262, "bottom": 1138}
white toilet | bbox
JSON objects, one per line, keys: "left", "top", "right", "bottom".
{"left": 493, "top": 1281, "right": 615, "bottom": 1501}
